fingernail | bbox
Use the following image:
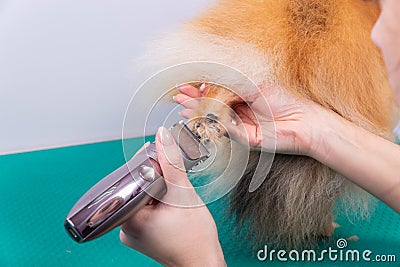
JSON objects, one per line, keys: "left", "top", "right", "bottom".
{"left": 172, "top": 95, "right": 176, "bottom": 101}
{"left": 176, "top": 83, "right": 182, "bottom": 91}
{"left": 160, "top": 127, "right": 174, "bottom": 145}
{"left": 199, "top": 83, "right": 206, "bottom": 92}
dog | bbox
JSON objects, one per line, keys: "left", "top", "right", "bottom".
{"left": 138, "top": 0, "right": 397, "bottom": 248}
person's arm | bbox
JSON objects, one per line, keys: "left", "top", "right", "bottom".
{"left": 306, "top": 106, "right": 400, "bottom": 213}
{"left": 175, "top": 84, "right": 400, "bottom": 214}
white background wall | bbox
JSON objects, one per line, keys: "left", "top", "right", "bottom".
{"left": 0, "top": 0, "right": 214, "bottom": 155}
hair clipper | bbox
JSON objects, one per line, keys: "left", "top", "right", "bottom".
{"left": 64, "top": 121, "right": 210, "bottom": 243}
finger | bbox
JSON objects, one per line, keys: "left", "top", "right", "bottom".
{"left": 224, "top": 119, "right": 251, "bottom": 146}
{"left": 120, "top": 204, "right": 155, "bottom": 239}
{"left": 119, "top": 229, "right": 136, "bottom": 247}
{"left": 156, "top": 127, "right": 203, "bottom": 207}
{"left": 173, "top": 94, "right": 200, "bottom": 109}
{"left": 155, "top": 127, "right": 191, "bottom": 187}
{"left": 177, "top": 84, "right": 202, "bottom": 98}
{"left": 119, "top": 229, "right": 146, "bottom": 254}
{"left": 179, "top": 109, "right": 195, "bottom": 119}
{"left": 224, "top": 113, "right": 262, "bottom": 148}
{"left": 235, "top": 105, "right": 257, "bottom": 123}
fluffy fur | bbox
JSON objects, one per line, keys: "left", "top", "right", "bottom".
{"left": 139, "top": 0, "right": 398, "bottom": 248}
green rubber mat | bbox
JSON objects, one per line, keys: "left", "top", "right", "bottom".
{"left": 0, "top": 139, "right": 399, "bottom": 266}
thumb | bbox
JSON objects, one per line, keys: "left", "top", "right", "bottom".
{"left": 155, "top": 127, "right": 191, "bottom": 187}
{"left": 155, "top": 127, "right": 203, "bottom": 207}
{"left": 224, "top": 119, "right": 251, "bottom": 146}
{"left": 223, "top": 108, "right": 261, "bottom": 148}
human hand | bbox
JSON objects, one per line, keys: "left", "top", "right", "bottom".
{"left": 120, "top": 127, "right": 226, "bottom": 267}
{"left": 174, "top": 84, "right": 323, "bottom": 156}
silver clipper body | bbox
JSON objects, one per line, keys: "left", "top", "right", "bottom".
{"left": 64, "top": 121, "right": 210, "bottom": 243}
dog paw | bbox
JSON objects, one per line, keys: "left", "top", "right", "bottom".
{"left": 188, "top": 113, "right": 226, "bottom": 144}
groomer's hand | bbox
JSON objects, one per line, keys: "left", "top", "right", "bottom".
{"left": 175, "top": 84, "right": 320, "bottom": 156}
{"left": 120, "top": 127, "right": 226, "bottom": 267}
